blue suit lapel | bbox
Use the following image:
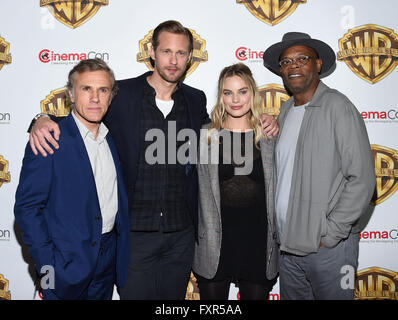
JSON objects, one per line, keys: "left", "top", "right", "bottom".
{"left": 63, "top": 113, "right": 100, "bottom": 207}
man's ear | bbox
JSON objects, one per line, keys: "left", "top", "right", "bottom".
{"left": 316, "top": 58, "right": 323, "bottom": 74}
{"left": 150, "top": 43, "right": 156, "bottom": 61}
{"left": 68, "top": 90, "right": 75, "bottom": 103}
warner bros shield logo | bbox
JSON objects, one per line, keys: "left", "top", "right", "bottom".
{"left": 137, "top": 28, "right": 208, "bottom": 78}
{"left": 185, "top": 272, "right": 200, "bottom": 300}
{"left": 371, "top": 145, "right": 398, "bottom": 205}
{"left": 41, "top": 87, "right": 72, "bottom": 117}
{"left": 355, "top": 267, "right": 398, "bottom": 300}
{"left": 258, "top": 83, "right": 290, "bottom": 117}
{"left": 338, "top": 25, "right": 398, "bottom": 84}
{"left": 0, "top": 156, "right": 11, "bottom": 189}
{"left": 236, "top": 0, "right": 307, "bottom": 26}
{"left": 0, "top": 274, "right": 11, "bottom": 300}
{"left": 40, "top": 0, "right": 109, "bottom": 29}
{"left": 0, "top": 35, "right": 12, "bottom": 71}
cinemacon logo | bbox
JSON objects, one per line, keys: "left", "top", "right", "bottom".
{"left": 361, "top": 110, "right": 398, "bottom": 120}
{"left": 235, "top": 47, "right": 264, "bottom": 62}
{"left": 360, "top": 229, "right": 398, "bottom": 240}
{"left": 39, "top": 49, "right": 109, "bottom": 63}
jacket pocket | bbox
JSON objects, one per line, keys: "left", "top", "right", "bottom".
{"left": 285, "top": 199, "right": 327, "bottom": 253}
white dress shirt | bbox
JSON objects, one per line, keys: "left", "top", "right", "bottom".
{"left": 72, "top": 111, "right": 118, "bottom": 234}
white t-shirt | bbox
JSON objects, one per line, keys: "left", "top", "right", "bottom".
{"left": 156, "top": 98, "right": 174, "bottom": 118}
{"left": 275, "top": 102, "right": 308, "bottom": 240}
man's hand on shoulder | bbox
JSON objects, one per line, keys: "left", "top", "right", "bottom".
{"left": 261, "top": 113, "right": 279, "bottom": 137}
{"left": 29, "top": 116, "right": 61, "bottom": 157}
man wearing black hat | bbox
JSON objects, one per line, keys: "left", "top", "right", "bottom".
{"left": 263, "top": 32, "right": 375, "bottom": 299}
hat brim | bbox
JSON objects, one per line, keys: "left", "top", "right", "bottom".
{"left": 263, "top": 38, "right": 336, "bottom": 76}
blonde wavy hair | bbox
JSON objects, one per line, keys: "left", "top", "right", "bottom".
{"left": 209, "top": 63, "right": 264, "bottom": 147}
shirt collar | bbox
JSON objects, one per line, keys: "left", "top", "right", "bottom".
{"left": 72, "top": 110, "right": 109, "bottom": 142}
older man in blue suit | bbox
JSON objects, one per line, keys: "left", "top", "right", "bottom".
{"left": 14, "top": 58, "right": 129, "bottom": 300}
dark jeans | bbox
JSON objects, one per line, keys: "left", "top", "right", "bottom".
{"left": 119, "top": 224, "right": 195, "bottom": 300}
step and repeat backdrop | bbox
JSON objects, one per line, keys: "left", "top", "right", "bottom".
{"left": 0, "top": 0, "right": 397, "bottom": 300}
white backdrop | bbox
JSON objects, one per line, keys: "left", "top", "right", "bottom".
{"left": 1, "top": 0, "right": 397, "bottom": 300}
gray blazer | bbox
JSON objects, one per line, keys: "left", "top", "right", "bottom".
{"left": 192, "top": 125, "right": 279, "bottom": 280}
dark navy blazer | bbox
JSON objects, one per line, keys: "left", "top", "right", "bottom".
{"left": 14, "top": 114, "right": 129, "bottom": 299}
{"left": 103, "top": 72, "right": 209, "bottom": 235}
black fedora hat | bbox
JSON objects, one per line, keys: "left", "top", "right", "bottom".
{"left": 263, "top": 32, "right": 336, "bottom": 76}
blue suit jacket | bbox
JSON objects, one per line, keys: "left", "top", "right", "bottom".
{"left": 14, "top": 114, "right": 129, "bottom": 299}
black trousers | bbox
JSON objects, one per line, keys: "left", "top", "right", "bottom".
{"left": 119, "top": 223, "right": 195, "bottom": 300}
